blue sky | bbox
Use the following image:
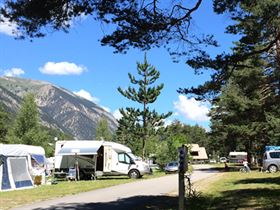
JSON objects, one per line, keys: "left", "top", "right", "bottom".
{"left": 0, "top": 1, "right": 237, "bottom": 131}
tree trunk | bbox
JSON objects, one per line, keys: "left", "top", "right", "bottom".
{"left": 142, "top": 137, "right": 146, "bottom": 160}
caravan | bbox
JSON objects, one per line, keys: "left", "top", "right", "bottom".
{"left": 54, "top": 140, "right": 150, "bottom": 179}
{"left": 228, "top": 151, "right": 247, "bottom": 163}
{"left": 0, "top": 144, "right": 46, "bottom": 191}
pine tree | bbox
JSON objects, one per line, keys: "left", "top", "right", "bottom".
{"left": 9, "top": 93, "right": 40, "bottom": 145}
{"left": 95, "top": 118, "right": 113, "bottom": 141}
{"left": 208, "top": 58, "right": 276, "bottom": 162}
{"left": 117, "top": 55, "right": 172, "bottom": 158}
{"left": 0, "top": 104, "right": 9, "bottom": 143}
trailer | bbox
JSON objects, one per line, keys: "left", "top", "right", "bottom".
{"left": 228, "top": 151, "right": 248, "bottom": 163}
{"left": 54, "top": 140, "right": 150, "bottom": 180}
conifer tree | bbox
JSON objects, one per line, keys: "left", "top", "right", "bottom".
{"left": 0, "top": 104, "right": 9, "bottom": 143}
{"left": 96, "top": 118, "right": 113, "bottom": 140}
{"left": 8, "top": 93, "right": 41, "bottom": 145}
{"left": 117, "top": 55, "right": 172, "bottom": 158}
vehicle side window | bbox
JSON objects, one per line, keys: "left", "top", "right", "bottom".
{"left": 269, "top": 152, "right": 280, "bottom": 159}
{"left": 118, "top": 153, "right": 131, "bottom": 164}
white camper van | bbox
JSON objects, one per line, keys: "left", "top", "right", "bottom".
{"left": 54, "top": 140, "right": 150, "bottom": 179}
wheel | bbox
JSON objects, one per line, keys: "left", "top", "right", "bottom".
{"left": 268, "top": 165, "right": 278, "bottom": 173}
{"left": 128, "top": 169, "right": 140, "bottom": 179}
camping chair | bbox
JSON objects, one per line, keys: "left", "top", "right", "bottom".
{"left": 34, "top": 175, "right": 42, "bottom": 185}
{"left": 66, "top": 168, "right": 76, "bottom": 181}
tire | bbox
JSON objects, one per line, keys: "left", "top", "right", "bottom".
{"left": 128, "top": 169, "right": 140, "bottom": 179}
{"left": 268, "top": 165, "right": 278, "bottom": 173}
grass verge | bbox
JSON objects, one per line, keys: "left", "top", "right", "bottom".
{"left": 0, "top": 172, "right": 165, "bottom": 210}
{"left": 189, "top": 170, "right": 280, "bottom": 210}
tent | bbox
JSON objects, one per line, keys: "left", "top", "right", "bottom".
{"left": 0, "top": 144, "right": 46, "bottom": 191}
{"left": 188, "top": 144, "right": 208, "bottom": 162}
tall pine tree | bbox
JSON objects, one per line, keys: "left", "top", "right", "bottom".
{"left": 117, "top": 55, "right": 172, "bottom": 158}
{"left": 8, "top": 93, "right": 40, "bottom": 145}
{"left": 0, "top": 104, "right": 9, "bottom": 143}
{"left": 95, "top": 118, "right": 113, "bottom": 141}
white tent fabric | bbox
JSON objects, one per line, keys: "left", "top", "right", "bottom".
{"left": 0, "top": 144, "right": 45, "bottom": 156}
{"left": 0, "top": 144, "right": 46, "bottom": 191}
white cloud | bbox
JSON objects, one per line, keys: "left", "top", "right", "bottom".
{"left": 73, "top": 89, "right": 99, "bottom": 103}
{"left": 73, "top": 89, "right": 113, "bottom": 113}
{"left": 174, "top": 95, "right": 210, "bottom": 122}
{"left": 39, "top": 62, "right": 87, "bottom": 75}
{"left": 3, "top": 68, "right": 25, "bottom": 77}
{"left": 101, "top": 106, "right": 111, "bottom": 113}
{"left": 0, "top": 16, "right": 18, "bottom": 37}
{"left": 113, "top": 109, "right": 122, "bottom": 120}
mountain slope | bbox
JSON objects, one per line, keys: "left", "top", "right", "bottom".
{"left": 0, "top": 77, "right": 118, "bottom": 139}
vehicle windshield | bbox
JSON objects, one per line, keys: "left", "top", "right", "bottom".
{"left": 168, "top": 162, "right": 178, "bottom": 167}
{"left": 128, "top": 153, "right": 142, "bottom": 161}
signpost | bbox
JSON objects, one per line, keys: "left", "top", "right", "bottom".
{"left": 178, "top": 145, "right": 188, "bottom": 210}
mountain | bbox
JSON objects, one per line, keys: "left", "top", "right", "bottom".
{"left": 0, "top": 76, "right": 118, "bottom": 139}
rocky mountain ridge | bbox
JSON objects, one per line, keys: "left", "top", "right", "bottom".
{"left": 0, "top": 76, "right": 118, "bottom": 139}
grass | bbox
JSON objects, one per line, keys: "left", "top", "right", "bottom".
{"left": 189, "top": 169, "right": 280, "bottom": 210}
{"left": 143, "top": 166, "right": 280, "bottom": 210}
{"left": 0, "top": 172, "right": 165, "bottom": 210}
{"left": 1, "top": 167, "right": 280, "bottom": 210}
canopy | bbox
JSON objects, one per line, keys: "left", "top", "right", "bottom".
{"left": 0, "top": 144, "right": 45, "bottom": 157}
{"left": 31, "top": 154, "right": 45, "bottom": 165}
{"left": 56, "top": 141, "right": 104, "bottom": 155}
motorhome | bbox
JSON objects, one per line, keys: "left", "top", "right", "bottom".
{"left": 54, "top": 140, "right": 150, "bottom": 179}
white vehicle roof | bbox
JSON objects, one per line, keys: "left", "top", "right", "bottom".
{"left": 55, "top": 140, "right": 132, "bottom": 156}
{"left": 229, "top": 151, "right": 247, "bottom": 156}
{"left": 0, "top": 144, "right": 45, "bottom": 156}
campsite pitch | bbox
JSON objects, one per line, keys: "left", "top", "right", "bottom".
{"left": 0, "top": 173, "right": 164, "bottom": 210}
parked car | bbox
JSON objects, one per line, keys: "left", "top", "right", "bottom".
{"left": 164, "top": 161, "right": 179, "bottom": 174}
{"left": 209, "top": 159, "right": 217, "bottom": 163}
{"left": 219, "top": 157, "right": 228, "bottom": 163}
{"left": 263, "top": 150, "right": 280, "bottom": 173}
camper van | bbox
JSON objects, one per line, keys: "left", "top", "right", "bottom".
{"left": 54, "top": 140, "right": 150, "bottom": 179}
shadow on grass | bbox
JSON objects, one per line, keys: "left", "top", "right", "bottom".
{"left": 96, "top": 176, "right": 129, "bottom": 180}
{"left": 194, "top": 167, "right": 237, "bottom": 173}
{"left": 29, "top": 188, "right": 280, "bottom": 210}
{"left": 188, "top": 188, "right": 280, "bottom": 210}
{"left": 234, "top": 177, "right": 280, "bottom": 185}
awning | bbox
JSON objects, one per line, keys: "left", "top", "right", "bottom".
{"left": 31, "top": 154, "right": 45, "bottom": 165}
{"left": 57, "top": 141, "right": 103, "bottom": 155}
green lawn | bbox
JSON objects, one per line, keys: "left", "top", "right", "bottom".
{"left": 1, "top": 169, "right": 279, "bottom": 210}
{"left": 189, "top": 170, "right": 280, "bottom": 210}
{"left": 0, "top": 172, "right": 165, "bottom": 210}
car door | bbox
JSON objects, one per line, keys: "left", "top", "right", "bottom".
{"left": 116, "top": 153, "right": 132, "bottom": 174}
